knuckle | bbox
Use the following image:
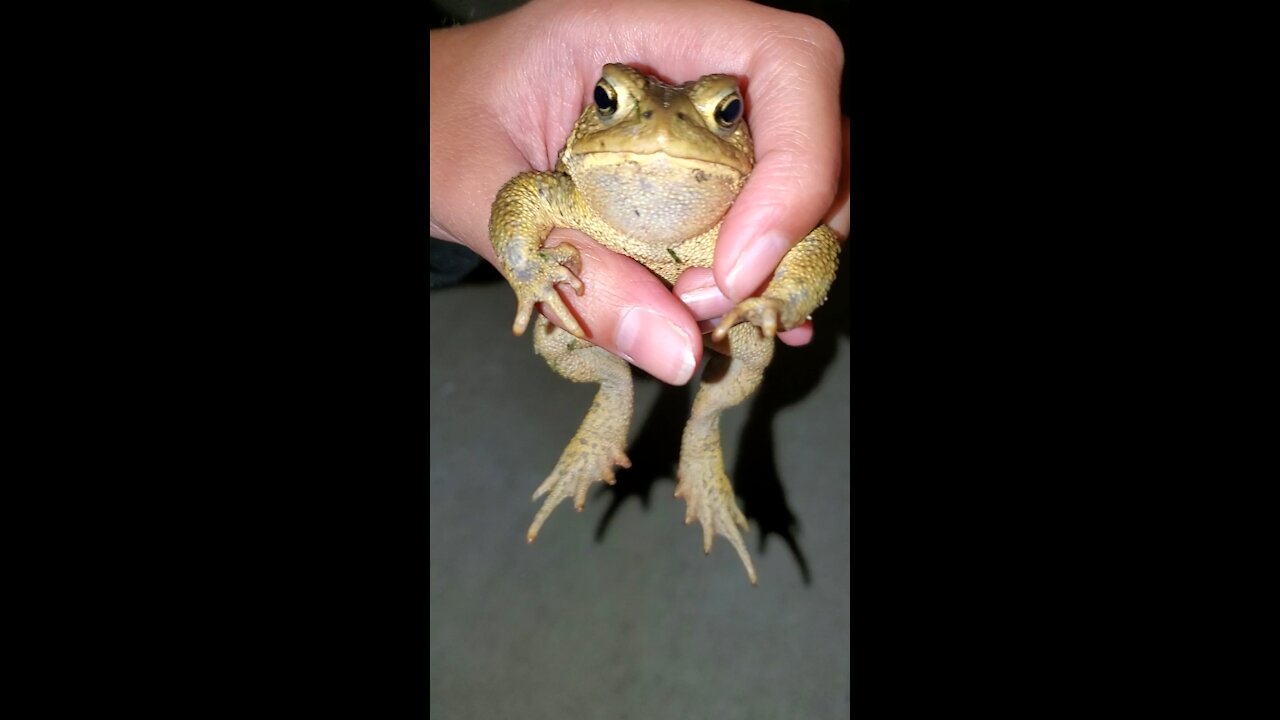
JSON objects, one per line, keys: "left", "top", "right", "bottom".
{"left": 795, "top": 16, "right": 843, "bottom": 62}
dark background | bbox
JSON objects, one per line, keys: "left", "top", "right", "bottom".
{"left": 47, "top": 1, "right": 1153, "bottom": 714}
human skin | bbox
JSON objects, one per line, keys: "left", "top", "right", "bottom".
{"left": 429, "top": 0, "right": 849, "bottom": 385}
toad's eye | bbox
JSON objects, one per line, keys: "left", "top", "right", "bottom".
{"left": 715, "top": 95, "right": 742, "bottom": 127}
{"left": 594, "top": 82, "right": 618, "bottom": 116}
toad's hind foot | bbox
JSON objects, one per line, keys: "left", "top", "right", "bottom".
{"left": 675, "top": 451, "right": 757, "bottom": 585}
{"left": 527, "top": 440, "right": 631, "bottom": 543}
{"left": 526, "top": 315, "right": 635, "bottom": 543}
{"left": 675, "top": 331, "right": 771, "bottom": 585}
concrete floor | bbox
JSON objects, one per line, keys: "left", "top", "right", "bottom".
{"left": 429, "top": 259, "right": 851, "bottom": 718}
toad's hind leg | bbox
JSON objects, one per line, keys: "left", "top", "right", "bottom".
{"left": 526, "top": 314, "right": 634, "bottom": 543}
{"left": 676, "top": 324, "right": 774, "bottom": 585}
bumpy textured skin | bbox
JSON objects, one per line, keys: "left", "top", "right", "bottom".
{"left": 489, "top": 64, "right": 840, "bottom": 584}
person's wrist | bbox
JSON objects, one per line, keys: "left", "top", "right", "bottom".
{"left": 429, "top": 24, "right": 504, "bottom": 264}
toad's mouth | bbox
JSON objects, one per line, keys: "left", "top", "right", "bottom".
{"left": 572, "top": 150, "right": 750, "bottom": 178}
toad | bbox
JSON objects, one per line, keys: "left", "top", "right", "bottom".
{"left": 489, "top": 63, "right": 840, "bottom": 584}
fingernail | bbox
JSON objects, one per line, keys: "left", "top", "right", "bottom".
{"left": 678, "top": 284, "right": 726, "bottom": 318}
{"left": 725, "top": 231, "right": 791, "bottom": 300}
{"left": 616, "top": 307, "right": 696, "bottom": 385}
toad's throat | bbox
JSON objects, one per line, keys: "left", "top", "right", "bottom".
{"left": 568, "top": 152, "right": 747, "bottom": 247}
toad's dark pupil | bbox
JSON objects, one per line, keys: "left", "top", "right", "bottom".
{"left": 595, "top": 85, "right": 616, "bottom": 113}
{"left": 717, "top": 97, "right": 741, "bottom": 125}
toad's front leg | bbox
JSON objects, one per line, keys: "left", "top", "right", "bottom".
{"left": 490, "top": 171, "right": 588, "bottom": 337}
{"left": 491, "top": 172, "right": 634, "bottom": 543}
{"left": 712, "top": 225, "right": 841, "bottom": 342}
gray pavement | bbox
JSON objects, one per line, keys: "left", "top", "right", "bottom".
{"left": 430, "top": 261, "right": 851, "bottom": 719}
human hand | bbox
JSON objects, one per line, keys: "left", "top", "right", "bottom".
{"left": 673, "top": 115, "right": 850, "bottom": 348}
{"left": 429, "top": 0, "right": 847, "bottom": 384}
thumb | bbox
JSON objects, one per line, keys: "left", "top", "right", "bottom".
{"left": 540, "top": 228, "right": 702, "bottom": 386}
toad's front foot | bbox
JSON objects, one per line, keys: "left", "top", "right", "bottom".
{"left": 527, "top": 436, "right": 631, "bottom": 543}
{"left": 712, "top": 296, "right": 786, "bottom": 342}
{"left": 675, "top": 449, "right": 757, "bottom": 585}
{"left": 508, "top": 243, "right": 585, "bottom": 338}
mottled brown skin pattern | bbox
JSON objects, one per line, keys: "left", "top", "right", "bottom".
{"left": 489, "top": 64, "right": 840, "bottom": 584}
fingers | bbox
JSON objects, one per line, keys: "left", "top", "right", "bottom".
{"left": 512, "top": 296, "right": 536, "bottom": 337}
{"left": 776, "top": 322, "right": 813, "bottom": 347}
{"left": 675, "top": 267, "right": 814, "bottom": 347}
{"left": 541, "top": 228, "right": 702, "bottom": 385}
{"left": 703, "top": 319, "right": 811, "bottom": 347}
{"left": 714, "top": 23, "right": 846, "bottom": 302}
{"left": 510, "top": 271, "right": 584, "bottom": 338}
{"left": 675, "top": 267, "right": 736, "bottom": 321}
{"left": 689, "top": 110, "right": 850, "bottom": 348}
{"left": 527, "top": 500, "right": 555, "bottom": 543}
{"left": 828, "top": 115, "right": 852, "bottom": 235}
{"left": 539, "top": 288, "right": 584, "bottom": 338}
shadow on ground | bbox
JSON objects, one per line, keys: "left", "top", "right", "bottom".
{"left": 592, "top": 255, "right": 851, "bottom": 585}
{"left": 436, "top": 239, "right": 852, "bottom": 585}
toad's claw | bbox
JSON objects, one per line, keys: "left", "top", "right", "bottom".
{"left": 510, "top": 244, "right": 586, "bottom": 338}
{"left": 675, "top": 458, "right": 758, "bottom": 585}
{"left": 526, "top": 442, "right": 631, "bottom": 543}
{"left": 712, "top": 296, "right": 785, "bottom": 342}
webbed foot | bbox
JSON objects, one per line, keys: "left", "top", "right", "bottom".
{"left": 675, "top": 451, "right": 757, "bottom": 585}
{"left": 527, "top": 438, "right": 631, "bottom": 543}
